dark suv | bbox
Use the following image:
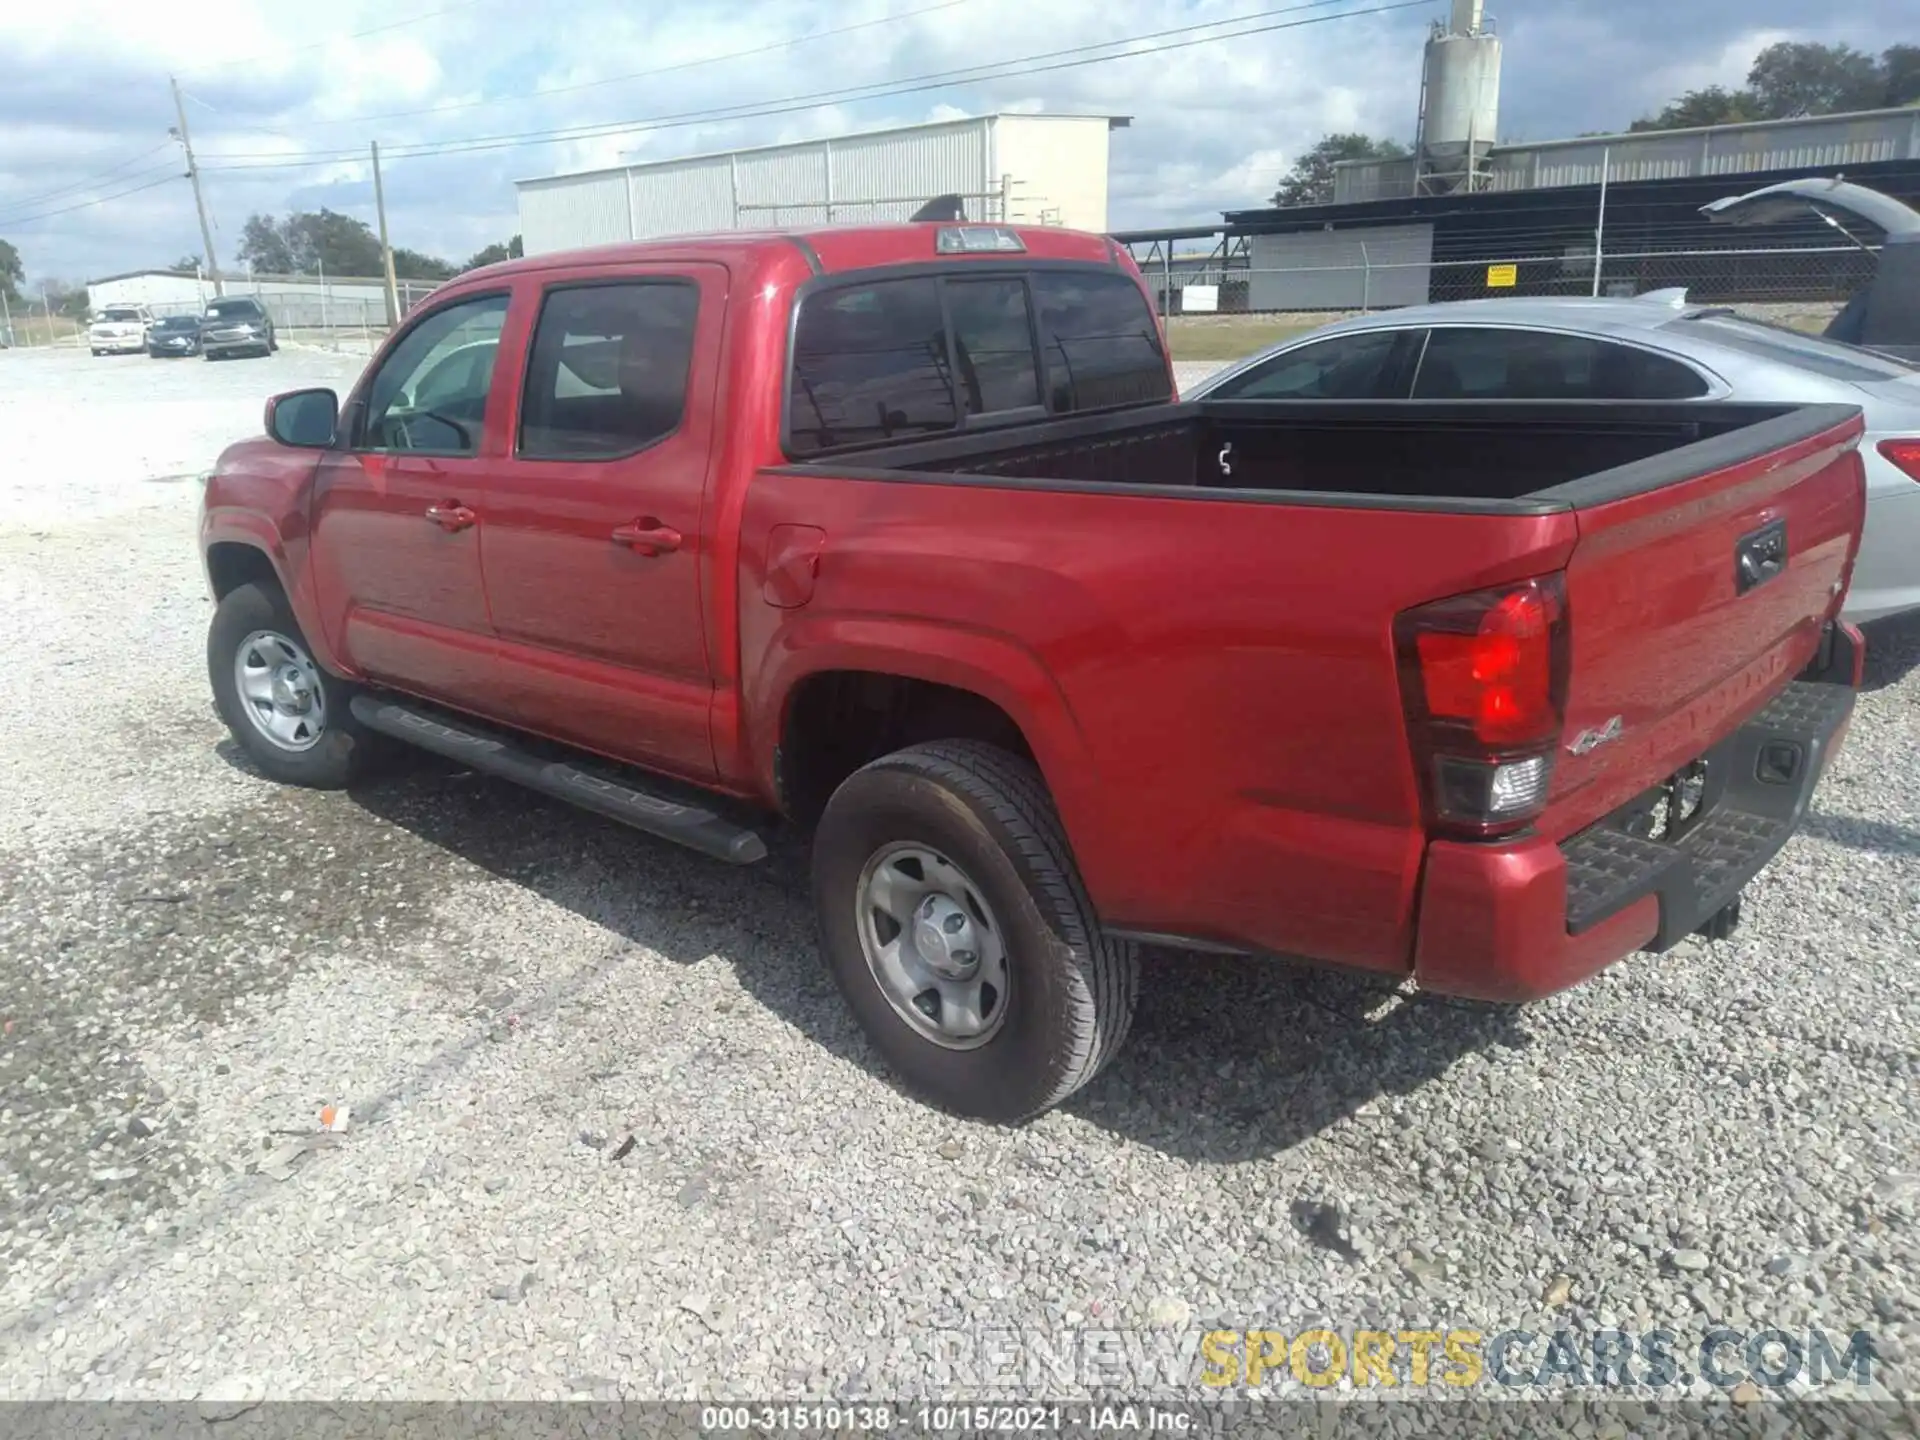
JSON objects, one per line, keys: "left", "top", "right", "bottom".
{"left": 201, "top": 297, "right": 278, "bottom": 360}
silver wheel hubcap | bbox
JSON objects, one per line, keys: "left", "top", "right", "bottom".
{"left": 856, "top": 844, "right": 1009, "bottom": 1049}
{"left": 234, "top": 629, "right": 327, "bottom": 752}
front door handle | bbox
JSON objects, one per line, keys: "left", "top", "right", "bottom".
{"left": 612, "top": 520, "right": 683, "bottom": 556}
{"left": 424, "top": 502, "right": 476, "bottom": 532}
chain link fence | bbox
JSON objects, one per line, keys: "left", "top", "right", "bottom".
{"left": 1135, "top": 236, "right": 1880, "bottom": 323}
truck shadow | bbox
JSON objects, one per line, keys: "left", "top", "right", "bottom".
{"left": 1860, "top": 610, "right": 1920, "bottom": 693}
{"left": 334, "top": 757, "right": 1518, "bottom": 1161}
{"left": 1063, "top": 953, "right": 1526, "bottom": 1162}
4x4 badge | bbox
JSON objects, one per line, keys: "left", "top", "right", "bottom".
{"left": 1568, "top": 716, "right": 1625, "bottom": 756}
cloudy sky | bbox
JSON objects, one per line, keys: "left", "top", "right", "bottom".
{"left": 0, "top": 0, "right": 1910, "bottom": 287}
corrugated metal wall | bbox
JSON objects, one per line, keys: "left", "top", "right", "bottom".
{"left": 518, "top": 115, "right": 1119, "bottom": 252}
{"left": 1247, "top": 225, "right": 1434, "bottom": 310}
{"left": 520, "top": 171, "right": 630, "bottom": 254}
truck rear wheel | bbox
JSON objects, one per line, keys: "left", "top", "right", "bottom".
{"left": 812, "top": 741, "right": 1138, "bottom": 1122}
{"left": 208, "top": 581, "right": 383, "bottom": 788}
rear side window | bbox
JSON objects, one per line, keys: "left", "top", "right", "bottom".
{"left": 788, "top": 278, "right": 956, "bottom": 455}
{"left": 1212, "top": 330, "right": 1406, "bottom": 400}
{"left": 519, "top": 282, "right": 700, "bottom": 460}
{"left": 1413, "top": 328, "right": 1710, "bottom": 400}
{"left": 786, "top": 266, "right": 1170, "bottom": 458}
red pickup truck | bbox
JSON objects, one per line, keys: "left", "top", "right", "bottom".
{"left": 200, "top": 220, "right": 1868, "bottom": 1121}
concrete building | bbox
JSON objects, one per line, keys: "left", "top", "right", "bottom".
{"left": 516, "top": 113, "right": 1130, "bottom": 255}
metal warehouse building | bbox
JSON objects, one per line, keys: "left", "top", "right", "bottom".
{"left": 515, "top": 113, "right": 1129, "bottom": 255}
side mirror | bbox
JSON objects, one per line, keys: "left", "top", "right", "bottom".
{"left": 265, "top": 388, "right": 339, "bottom": 448}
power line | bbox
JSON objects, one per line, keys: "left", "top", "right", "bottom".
{"left": 199, "top": 0, "right": 1424, "bottom": 173}
{"left": 0, "top": 143, "right": 177, "bottom": 217}
{"left": 0, "top": 172, "right": 182, "bottom": 228}
{"left": 278, "top": 0, "right": 980, "bottom": 131}
{"left": 176, "top": 0, "right": 496, "bottom": 76}
{"left": 203, "top": 0, "right": 1368, "bottom": 163}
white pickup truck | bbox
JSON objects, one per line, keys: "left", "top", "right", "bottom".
{"left": 89, "top": 304, "right": 154, "bottom": 356}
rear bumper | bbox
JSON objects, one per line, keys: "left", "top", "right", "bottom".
{"left": 1412, "top": 624, "right": 1861, "bottom": 1002}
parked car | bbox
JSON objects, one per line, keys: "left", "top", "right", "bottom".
{"left": 201, "top": 296, "right": 277, "bottom": 359}
{"left": 199, "top": 222, "right": 1866, "bottom": 1121}
{"left": 147, "top": 314, "right": 203, "bottom": 357}
{"left": 1184, "top": 294, "right": 1919, "bottom": 624}
{"left": 89, "top": 304, "right": 153, "bottom": 356}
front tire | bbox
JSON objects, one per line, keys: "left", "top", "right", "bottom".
{"left": 208, "top": 581, "right": 381, "bottom": 788}
{"left": 812, "top": 741, "right": 1139, "bottom": 1122}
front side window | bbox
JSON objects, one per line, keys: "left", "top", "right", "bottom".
{"left": 360, "top": 293, "right": 509, "bottom": 454}
{"left": 1213, "top": 330, "right": 1405, "bottom": 400}
{"left": 789, "top": 277, "right": 956, "bottom": 455}
{"left": 1413, "top": 328, "right": 1710, "bottom": 400}
{"left": 519, "top": 282, "right": 700, "bottom": 460}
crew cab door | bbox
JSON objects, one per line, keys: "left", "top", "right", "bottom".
{"left": 307, "top": 290, "right": 512, "bottom": 712}
{"left": 469, "top": 263, "right": 727, "bottom": 781}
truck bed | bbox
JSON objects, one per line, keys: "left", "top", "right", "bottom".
{"left": 752, "top": 396, "right": 1865, "bottom": 980}
{"left": 809, "top": 399, "right": 1858, "bottom": 510}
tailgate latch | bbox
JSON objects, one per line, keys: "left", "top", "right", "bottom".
{"left": 1735, "top": 518, "right": 1788, "bottom": 594}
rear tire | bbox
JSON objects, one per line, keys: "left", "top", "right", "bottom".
{"left": 208, "top": 581, "right": 384, "bottom": 788}
{"left": 812, "top": 740, "right": 1139, "bottom": 1122}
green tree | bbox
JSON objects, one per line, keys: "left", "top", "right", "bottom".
{"left": 462, "top": 234, "right": 524, "bottom": 270}
{"left": 1631, "top": 39, "right": 1919, "bottom": 132}
{"left": 284, "top": 209, "right": 385, "bottom": 276}
{"left": 392, "top": 247, "right": 456, "bottom": 281}
{"left": 1273, "top": 134, "right": 1407, "bottom": 208}
{"left": 1882, "top": 44, "right": 1920, "bottom": 107}
{"left": 0, "top": 238, "right": 22, "bottom": 302}
{"left": 237, "top": 214, "right": 296, "bottom": 275}
{"left": 1629, "top": 84, "right": 1758, "bottom": 132}
{"left": 1746, "top": 41, "right": 1885, "bottom": 117}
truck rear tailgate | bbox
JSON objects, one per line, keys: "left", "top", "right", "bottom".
{"left": 1542, "top": 403, "right": 1866, "bottom": 840}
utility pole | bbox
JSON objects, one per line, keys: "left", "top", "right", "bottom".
{"left": 170, "top": 76, "right": 225, "bottom": 297}
{"left": 371, "top": 142, "right": 400, "bottom": 329}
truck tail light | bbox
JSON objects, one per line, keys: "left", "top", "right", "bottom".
{"left": 1395, "top": 575, "right": 1570, "bottom": 838}
{"left": 1878, "top": 439, "right": 1920, "bottom": 483}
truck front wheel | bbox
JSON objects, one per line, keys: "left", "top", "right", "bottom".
{"left": 208, "top": 581, "right": 383, "bottom": 788}
{"left": 812, "top": 741, "right": 1139, "bottom": 1122}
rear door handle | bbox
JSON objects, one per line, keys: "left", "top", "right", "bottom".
{"left": 424, "top": 502, "right": 476, "bottom": 532}
{"left": 612, "top": 521, "right": 683, "bottom": 556}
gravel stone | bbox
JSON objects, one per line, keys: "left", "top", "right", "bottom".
{"left": 1, "top": 345, "right": 1916, "bottom": 1404}
{"left": 1669, "top": 1249, "right": 1712, "bottom": 1273}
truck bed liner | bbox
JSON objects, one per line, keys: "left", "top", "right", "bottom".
{"left": 791, "top": 399, "right": 1861, "bottom": 512}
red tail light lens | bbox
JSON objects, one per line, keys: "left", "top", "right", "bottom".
{"left": 1879, "top": 439, "right": 1920, "bottom": 483}
{"left": 1396, "top": 575, "right": 1570, "bottom": 837}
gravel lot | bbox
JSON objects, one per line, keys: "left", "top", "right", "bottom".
{"left": 0, "top": 344, "right": 1916, "bottom": 1406}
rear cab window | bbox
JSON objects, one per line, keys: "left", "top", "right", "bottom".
{"left": 785, "top": 265, "right": 1169, "bottom": 458}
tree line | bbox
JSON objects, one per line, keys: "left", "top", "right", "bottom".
{"left": 235, "top": 209, "right": 522, "bottom": 281}
{"left": 1274, "top": 38, "right": 1920, "bottom": 208}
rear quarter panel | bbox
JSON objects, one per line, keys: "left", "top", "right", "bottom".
{"left": 736, "top": 471, "right": 1580, "bottom": 972}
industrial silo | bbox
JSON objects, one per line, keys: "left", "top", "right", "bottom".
{"left": 1415, "top": 0, "right": 1503, "bottom": 195}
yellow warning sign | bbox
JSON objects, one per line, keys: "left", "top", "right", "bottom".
{"left": 1487, "top": 263, "right": 1519, "bottom": 289}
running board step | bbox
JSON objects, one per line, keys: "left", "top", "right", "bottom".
{"left": 348, "top": 695, "right": 767, "bottom": 865}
